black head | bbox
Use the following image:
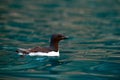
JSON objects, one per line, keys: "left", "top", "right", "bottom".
{"left": 51, "top": 34, "right": 68, "bottom": 42}
{"left": 50, "top": 34, "right": 68, "bottom": 51}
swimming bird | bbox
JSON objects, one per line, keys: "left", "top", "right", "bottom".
{"left": 16, "top": 34, "right": 68, "bottom": 56}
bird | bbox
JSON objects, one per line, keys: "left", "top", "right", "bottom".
{"left": 16, "top": 34, "right": 68, "bottom": 56}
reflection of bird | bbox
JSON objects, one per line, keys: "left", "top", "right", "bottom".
{"left": 16, "top": 34, "right": 68, "bottom": 56}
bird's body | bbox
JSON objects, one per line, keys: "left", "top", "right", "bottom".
{"left": 16, "top": 34, "right": 68, "bottom": 57}
{"left": 17, "top": 47, "right": 60, "bottom": 56}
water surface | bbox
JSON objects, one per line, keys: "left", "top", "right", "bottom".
{"left": 0, "top": 0, "right": 120, "bottom": 80}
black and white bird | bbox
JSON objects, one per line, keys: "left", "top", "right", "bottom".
{"left": 16, "top": 34, "right": 68, "bottom": 56}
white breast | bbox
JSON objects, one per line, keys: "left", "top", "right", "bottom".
{"left": 18, "top": 51, "right": 60, "bottom": 56}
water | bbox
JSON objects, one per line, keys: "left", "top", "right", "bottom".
{"left": 0, "top": 0, "right": 120, "bottom": 80}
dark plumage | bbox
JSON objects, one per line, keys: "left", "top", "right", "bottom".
{"left": 16, "top": 34, "right": 68, "bottom": 56}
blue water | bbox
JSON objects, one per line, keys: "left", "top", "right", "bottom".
{"left": 0, "top": 0, "right": 120, "bottom": 80}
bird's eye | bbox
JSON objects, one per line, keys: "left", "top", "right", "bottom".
{"left": 57, "top": 35, "right": 61, "bottom": 37}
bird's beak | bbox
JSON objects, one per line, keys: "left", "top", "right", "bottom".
{"left": 63, "top": 36, "right": 69, "bottom": 39}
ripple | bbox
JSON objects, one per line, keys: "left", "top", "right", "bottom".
{"left": 0, "top": 0, "right": 120, "bottom": 79}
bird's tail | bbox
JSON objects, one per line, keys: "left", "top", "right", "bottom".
{"left": 16, "top": 48, "right": 29, "bottom": 54}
